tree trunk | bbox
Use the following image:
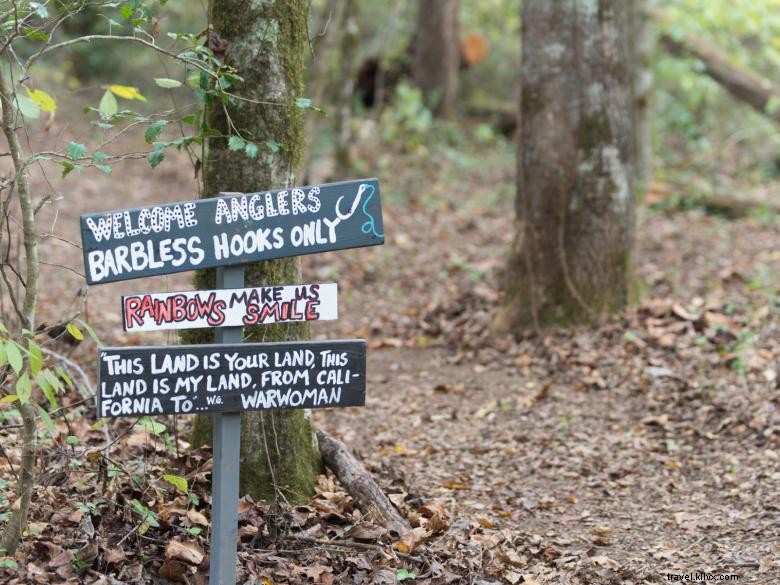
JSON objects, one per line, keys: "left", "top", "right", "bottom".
{"left": 182, "top": 0, "right": 321, "bottom": 503}
{"left": 660, "top": 31, "right": 780, "bottom": 124}
{"left": 301, "top": 0, "right": 347, "bottom": 181}
{"left": 630, "top": 0, "right": 655, "bottom": 195}
{"left": 333, "top": 0, "right": 360, "bottom": 179}
{"left": 495, "top": 0, "right": 637, "bottom": 330}
{"left": 413, "top": 0, "right": 460, "bottom": 117}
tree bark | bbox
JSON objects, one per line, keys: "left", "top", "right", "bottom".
{"left": 495, "top": 0, "right": 637, "bottom": 330}
{"left": 660, "top": 31, "right": 780, "bottom": 124}
{"left": 301, "top": 0, "right": 347, "bottom": 181}
{"left": 630, "top": 0, "right": 655, "bottom": 194}
{"left": 332, "top": 0, "right": 360, "bottom": 179}
{"left": 182, "top": 0, "right": 321, "bottom": 503}
{"left": 413, "top": 0, "right": 460, "bottom": 117}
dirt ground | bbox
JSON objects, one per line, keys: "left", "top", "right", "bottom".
{"left": 2, "top": 126, "right": 778, "bottom": 584}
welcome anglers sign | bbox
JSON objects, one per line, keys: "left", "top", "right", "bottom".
{"left": 97, "top": 340, "right": 366, "bottom": 418}
{"left": 122, "top": 283, "right": 337, "bottom": 332}
{"left": 80, "top": 178, "right": 383, "bottom": 284}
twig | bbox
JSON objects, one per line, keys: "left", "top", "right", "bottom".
{"left": 283, "top": 535, "right": 424, "bottom": 563}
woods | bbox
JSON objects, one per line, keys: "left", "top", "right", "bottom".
{"left": 0, "top": 0, "right": 777, "bottom": 583}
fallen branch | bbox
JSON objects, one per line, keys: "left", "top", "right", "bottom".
{"left": 660, "top": 32, "right": 780, "bottom": 124}
{"left": 649, "top": 182, "right": 780, "bottom": 218}
{"left": 316, "top": 430, "right": 410, "bottom": 536}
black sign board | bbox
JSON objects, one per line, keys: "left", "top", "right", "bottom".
{"left": 80, "top": 179, "right": 383, "bottom": 284}
{"left": 97, "top": 340, "right": 366, "bottom": 417}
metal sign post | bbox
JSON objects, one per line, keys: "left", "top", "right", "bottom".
{"left": 210, "top": 264, "right": 243, "bottom": 585}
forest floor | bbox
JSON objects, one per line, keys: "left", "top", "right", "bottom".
{"left": 1, "top": 124, "right": 778, "bottom": 585}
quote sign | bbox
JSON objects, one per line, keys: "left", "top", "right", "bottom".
{"left": 80, "top": 178, "right": 384, "bottom": 284}
{"left": 122, "top": 283, "right": 337, "bottom": 332}
{"left": 97, "top": 340, "right": 366, "bottom": 418}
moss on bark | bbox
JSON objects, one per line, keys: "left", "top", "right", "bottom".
{"left": 183, "top": 0, "right": 321, "bottom": 503}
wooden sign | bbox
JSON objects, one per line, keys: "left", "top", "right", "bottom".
{"left": 97, "top": 340, "right": 366, "bottom": 418}
{"left": 80, "top": 178, "right": 384, "bottom": 284}
{"left": 122, "top": 283, "right": 337, "bottom": 332}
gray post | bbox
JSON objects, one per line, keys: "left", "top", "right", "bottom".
{"left": 209, "top": 264, "right": 244, "bottom": 585}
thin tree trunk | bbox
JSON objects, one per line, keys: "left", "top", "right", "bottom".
{"left": 413, "top": 0, "right": 460, "bottom": 117}
{"left": 301, "top": 0, "right": 347, "bottom": 181}
{"left": 182, "top": 0, "right": 321, "bottom": 503}
{"left": 0, "top": 65, "right": 39, "bottom": 556}
{"left": 333, "top": 0, "right": 360, "bottom": 179}
{"left": 495, "top": 0, "right": 637, "bottom": 330}
{"left": 660, "top": 32, "right": 780, "bottom": 124}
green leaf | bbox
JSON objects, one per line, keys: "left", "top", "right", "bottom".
{"left": 25, "top": 88, "right": 56, "bottom": 113}
{"left": 396, "top": 568, "right": 416, "bottom": 581}
{"left": 90, "top": 418, "right": 109, "bottom": 430}
{"left": 228, "top": 135, "right": 246, "bottom": 151}
{"left": 16, "top": 372, "right": 32, "bottom": 404}
{"left": 66, "top": 142, "right": 86, "bottom": 161}
{"left": 43, "top": 369, "right": 62, "bottom": 393}
{"left": 35, "top": 372, "right": 57, "bottom": 409}
{"left": 265, "top": 140, "right": 280, "bottom": 153}
{"left": 55, "top": 366, "right": 74, "bottom": 390}
{"left": 95, "top": 164, "right": 112, "bottom": 174}
{"left": 109, "top": 85, "right": 147, "bottom": 102}
{"left": 0, "top": 557, "right": 18, "bottom": 570}
{"left": 75, "top": 319, "right": 102, "bottom": 346}
{"left": 91, "top": 151, "right": 109, "bottom": 162}
{"left": 99, "top": 89, "right": 118, "bottom": 119}
{"left": 66, "top": 322, "right": 84, "bottom": 341}
{"left": 154, "top": 78, "right": 182, "bottom": 89}
{"left": 244, "top": 142, "right": 259, "bottom": 159}
{"left": 60, "top": 161, "right": 82, "bottom": 178}
{"left": 5, "top": 342, "right": 22, "bottom": 375}
{"left": 28, "top": 340, "right": 42, "bottom": 376}
{"left": 148, "top": 147, "right": 165, "bottom": 168}
{"left": 66, "top": 435, "right": 79, "bottom": 445}
{"left": 139, "top": 416, "right": 165, "bottom": 435}
{"left": 16, "top": 95, "right": 40, "bottom": 119}
{"left": 162, "top": 474, "right": 188, "bottom": 494}
{"left": 0, "top": 395, "right": 18, "bottom": 404}
{"left": 131, "top": 499, "right": 160, "bottom": 527}
{"left": 35, "top": 404, "right": 56, "bottom": 437}
{"left": 294, "top": 97, "right": 325, "bottom": 115}
{"left": 144, "top": 120, "right": 168, "bottom": 144}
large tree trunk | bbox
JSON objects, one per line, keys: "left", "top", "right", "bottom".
{"left": 660, "top": 31, "right": 780, "bottom": 124}
{"left": 413, "top": 0, "right": 460, "bottom": 117}
{"left": 182, "top": 0, "right": 321, "bottom": 503}
{"left": 495, "top": 0, "right": 637, "bottom": 330}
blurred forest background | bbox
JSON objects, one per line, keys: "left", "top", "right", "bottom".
{"left": 0, "top": 0, "right": 778, "bottom": 583}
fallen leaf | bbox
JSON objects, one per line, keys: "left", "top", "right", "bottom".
{"left": 165, "top": 540, "right": 205, "bottom": 565}
{"left": 103, "top": 547, "right": 126, "bottom": 565}
{"left": 395, "top": 527, "right": 430, "bottom": 553}
{"left": 347, "top": 523, "right": 387, "bottom": 542}
{"left": 187, "top": 508, "right": 209, "bottom": 526}
{"left": 591, "top": 555, "right": 620, "bottom": 569}
{"left": 159, "top": 558, "right": 188, "bottom": 581}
